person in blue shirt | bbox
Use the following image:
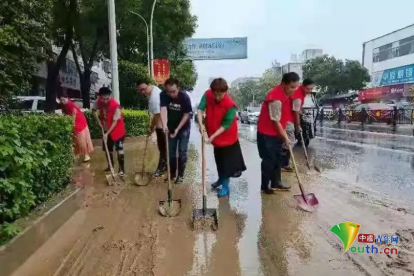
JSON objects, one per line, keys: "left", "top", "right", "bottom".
{"left": 160, "top": 78, "right": 193, "bottom": 184}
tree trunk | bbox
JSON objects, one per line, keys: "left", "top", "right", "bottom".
{"left": 45, "top": 35, "right": 72, "bottom": 113}
{"left": 81, "top": 69, "right": 91, "bottom": 109}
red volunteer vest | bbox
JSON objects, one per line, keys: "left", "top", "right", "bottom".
{"left": 62, "top": 100, "right": 88, "bottom": 133}
{"left": 97, "top": 98, "right": 126, "bottom": 141}
{"left": 292, "top": 86, "right": 306, "bottom": 109}
{"left": 257, "top": 85, "right": 292, "bottom": 136}
{"left": 205, "top": 89, "right": 238, "bottom": 147}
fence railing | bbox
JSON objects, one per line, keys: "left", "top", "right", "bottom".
{"left": 317, "top": 109, "right": 414, "bottom": 125}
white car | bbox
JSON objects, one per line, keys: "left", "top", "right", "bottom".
{"left": 13, "top": 96, "right": 90, "bottom": 113}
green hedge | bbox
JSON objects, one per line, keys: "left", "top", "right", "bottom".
{"left": 84, "top": 109, "right": 150, "bottom": 139}
{"left": 0, "top": 113, "right": 74, "bottom": 243}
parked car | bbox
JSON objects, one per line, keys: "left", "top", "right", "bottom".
{"left": 13, "top": 96, "right": 62, "bottom": 114}
{"left": 240, "top": 107, "right": 260, "bottom": 124}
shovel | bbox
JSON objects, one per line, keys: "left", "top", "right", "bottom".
{"left": 299, "top": 131, "right": 321, "bottom": 172}
{"left": 134, "top": 133, "right": 152, "bottom": 186}
{"left": 103, "top": 132, "right": 121, "bottom": 186}
{"left": 288, "top": 146, "right": 319, "bottom": 212}
{"left": 192, "top": 132, "right": 219, "bottom": 231}
{"left": 158, "top": 131, "right": 182, "bottom": 217}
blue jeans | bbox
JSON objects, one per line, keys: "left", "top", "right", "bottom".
{"left": 168, "top": 129, "right": 190, "bottom": 177}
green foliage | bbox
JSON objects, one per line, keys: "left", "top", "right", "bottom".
{"left": 0, "top": 113, "right": 74, "bottom": 243}
{"left": 84, "top": 109, "right": 150, "bottom": 139}
{"left": 118, "top": 60, "right": 152, "bottom": 109}
{"left": 302, "top": 55, "right": 371, "bottom": 97}
{"left": 0, "top": 0, "right": 52, "bottom": 97}
{"left": 170, "top": 60, "right": 197, "bottom": 91}
{"left": 230, "top": 66, "right": 282, "bottom": 109}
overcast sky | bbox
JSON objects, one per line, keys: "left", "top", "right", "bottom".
{"left": 189, "top": 0, "right": 414, "bottom": 102}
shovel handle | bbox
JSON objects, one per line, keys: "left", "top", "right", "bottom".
{"left": 102, "top": 130, "right": 116, "bottom": 178}
{"left": 201, "top": 131, "right": 207, "bottom": 199}
{"left": 165, "top": 132, "right": 172, "bottom": 191}
{"left": 141, "top": 134, "right": 150, "bottom": 177}
{"left": 299, "top": 131, "right": 311, "bottom": 168}
{"left": 287, "top": 146, "right": 307, "bottom": 200}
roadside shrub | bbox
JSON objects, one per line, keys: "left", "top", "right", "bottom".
{"left": 0, "top": 113, "right": 74, "bottom": 243}
{"left": 84, "top": 109, "right": 150, "bottom": 139}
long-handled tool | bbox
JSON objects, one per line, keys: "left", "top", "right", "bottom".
{"left": 299, "top": 131, "right": 321, "bottom": 172}
{"left": 103, "top": 131, "right": 121, "bottom": 186}
{"left": 192, "top": 131, "right": 219, "bottom": 231}
{"left": 134, "top": 133, "right": 152, "bottom": 186}
{"left": 158, "top": 131, "right": 182, "bottom": 217}
{"left": 288, "top": 146, "right": 319, "bottom": 212}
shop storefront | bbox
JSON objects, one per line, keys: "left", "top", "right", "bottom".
{"left": 358, "top": 84, "right": 405, "bottom": 103}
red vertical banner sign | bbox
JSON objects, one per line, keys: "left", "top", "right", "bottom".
{"left": 153, "top": 59, "right": 170, "bottom": 85}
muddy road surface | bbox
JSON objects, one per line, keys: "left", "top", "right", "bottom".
{"left": 7, "top": 125, "right": 414, "bottom": 276}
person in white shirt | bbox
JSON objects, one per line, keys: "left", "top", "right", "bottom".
{"left": 137, "top": 80, "right": 165, "bottom": 177}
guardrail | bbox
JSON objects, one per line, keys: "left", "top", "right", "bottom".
{"left": 317, "top": 109, "right": 414, "bottom": 125}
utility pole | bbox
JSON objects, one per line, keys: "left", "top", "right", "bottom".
{"left": 107, "top": 0, "right": 120, "bottom": 101}
{"left": 149, "top": 0, "right": 157, "bottom": 77}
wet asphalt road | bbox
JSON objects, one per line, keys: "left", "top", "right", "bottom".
{"left": 233, "top": 123, "right": 414, "bottom": 204}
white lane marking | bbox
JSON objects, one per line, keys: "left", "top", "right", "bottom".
{"left": 319, "top": 126, "right": 414, "bottom": 138}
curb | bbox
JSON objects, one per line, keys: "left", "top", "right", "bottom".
{"left": 0, "top": 188, "right": 81, "bottom": 276}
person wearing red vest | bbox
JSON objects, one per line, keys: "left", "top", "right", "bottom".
{"left": 59, "top": 91, "right": 94, "bottom": 162}
{"left": 92, "top": 87, "right": 127, "bottom": 176}
{"left": 257, "top": 72, "right": 300, "bottom": 195}
{"left": 197, "top": 78, "right": 246, "bottom": 197}
{"left": 292, "top": 78, "right": 316, "bottom": 133}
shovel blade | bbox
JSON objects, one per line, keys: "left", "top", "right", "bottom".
{"left": 134, "top": 172, "right": 152, "bottom": 186}
{"left": 158, "top": 199, "right": 182, "bottom": 217}
{"left": 106, "top": 174, "right": 118, "bottom": 186}
{"left": 192, "top": 208, "right": 219, "bottom": 231}
{"left": 294, "top": 193, "right": 319, "bottom": 212}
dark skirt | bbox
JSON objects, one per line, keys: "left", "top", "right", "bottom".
{"left": 213, "top": 140, "right": 247, "bottom": 178}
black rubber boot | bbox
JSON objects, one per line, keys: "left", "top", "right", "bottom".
{"left": 261, "top": 161, "right": 275, "bottom": 194}
{"left": 117, "top": 153, "right": 125, "bottom": 175}
{"left": 152, "top": 158, "right": 166, "bottom": 177}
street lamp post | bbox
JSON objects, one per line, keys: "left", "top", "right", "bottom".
{"left": 130, "top": 11, "right": 150, "bottom": 75}
{"left": 107, "top": 0, "right": 120, "bottom": 101}
{"left": 149, "top": 0, "right": 157, "bottom": 77}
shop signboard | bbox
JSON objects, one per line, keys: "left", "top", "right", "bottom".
{"left": 358, "top": 84, "right": 404, "bottom": 101}
{"left": 382, "top": 84, "right": 404, "bottom": 98}
{"left": 358, "top": 87, "right": 383, "bottom": 101}
{"left": 379, "top": 64, "right": 414, "bottom": 86}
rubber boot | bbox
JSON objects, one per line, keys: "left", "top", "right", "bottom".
{"left": 117, "top": 152, "right": 125, "bottom": 176}
{"left": 104, "top": 152, "right": 114, "bottom": 172}
{"left": 152, "top": 158, "right": 166, "bottom": 177}
{"left": 211, "top": 178, "right": 222, "bottom": 190}
{"left": 217, "top": 178, "right": 230, "bottom": 197}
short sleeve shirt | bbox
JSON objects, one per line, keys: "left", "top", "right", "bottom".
{"left": 160, "top": 90, "right": 192, "bottom": 132}
{"left": 148, "top": 86, "right": 162, "bottom": 129}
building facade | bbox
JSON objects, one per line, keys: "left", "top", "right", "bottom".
{"left": 362, "top": 24, "right": 414, "bottom": 88}
{"left": 281, "top": 62, "right": 303, "bottom": 80}
{"left": 300, "top": 49, "right": 323, "bottom": 62}
{"left": 360, "top": 24, "right": 414, "bottom": 103}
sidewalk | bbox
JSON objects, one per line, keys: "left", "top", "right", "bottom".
{"left": 320, "top": 121, "right": 414, "bottom": 136}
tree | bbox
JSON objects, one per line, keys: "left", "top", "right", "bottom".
{"left": 45, "top": 0, "right": 76, "bottom": 112}
{"left": 71, "top": 0, "right": 109, "bottom": 109}
{"left": 0, "top": 0, "right": 52, "bottom": 97}
{"left": 302, "top": 55, "right": 370, "bottom": 98}
{"left": 118, "top": 60, "right": 151, "bottom": 109}
{"left": 118, "top": 0, "right": 198, "bottom": 89}
{"left": 229, "top": 80, "right": 261, "bottom": 109}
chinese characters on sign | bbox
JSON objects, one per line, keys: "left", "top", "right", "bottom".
{"left": 358, "top": 84, "right": 405, "bottom": 101}
{"left": 380, "top": 64, "right": 414, "bottom": 86}
{"left": 59, "top": 59, "right": 80, "bottom": 90}
{"left": 153, "top": 59, "right": 170, "bottom": 85}
{"left": 358, "top": 234, "right": 399, "bottom": 244}
{"left": 184, "top": 37, "right": 248, "bottom": 60}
